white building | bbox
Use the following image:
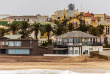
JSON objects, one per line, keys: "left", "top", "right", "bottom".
{"left": 53, "top": 31, "right": 103, "bottom": 56}
{"left": 7, "top": 14, "right": 49, "bottom": 24}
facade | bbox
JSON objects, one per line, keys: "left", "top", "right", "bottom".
{"left": 51, "top": 9, "right": 79, "bottom": 20}
{"left": 106, "top": 17, "right": 110, "bottom": 35}
{"left": 0, "top": 36, "right": 51, "bottom": 55}
{"left": 7, "top": 14, "right": 48, "bottom": 24}
{"left": 53, "top": 31, "right": 103, "bottom": 56}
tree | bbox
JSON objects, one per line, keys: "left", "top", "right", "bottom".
{"left": 43, "top": 24, "right": 53, "bottom": 42}
{"left": 68, "top": 3, "right": 75, "bottom": 10}
{"left": 53, "top": 24, "right": 64, "bottom": 36}
{"left": 67, "top": 23, "right": 74, "bottom": 32}
{"left": 104, "top": 35, "right": 108, "bottom": 45}
{"left": 97, "top": 25, "right": 104, "bottom": 43}
{"left": 8, "top": 22, "right": 18, "bottom": 34}
{"left": 0, "top": 28, "right": 9, "bottom": 37}
{"left": 19, "top": 21, "right": 30, "bottom": 38}
{"left": 88, "top": 26, "right": 98, "bottom": 36}
{"left": 31, "top": 22, "right": 41, "bottom": 39}
{"left": 76, "top": 24, "right": 88, "bottom": 32}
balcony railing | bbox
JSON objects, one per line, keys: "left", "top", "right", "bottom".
{"left": 54, "top": 41, "right": 102, "bottom": 47}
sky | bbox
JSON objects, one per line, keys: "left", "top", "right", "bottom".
{"left": 0, "top": 0, "right": 110, "bottom": 16}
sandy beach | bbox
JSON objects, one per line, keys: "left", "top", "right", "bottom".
{"left": 0, "top": 55, "right": 109, "bottom": 73}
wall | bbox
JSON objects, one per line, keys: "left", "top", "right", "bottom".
{"left": 82, "top": 46, "right": 103, "bottom": 55}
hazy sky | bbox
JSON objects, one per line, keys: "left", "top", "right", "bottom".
{"left": 0, "top": 0, "right": 110, "bottom": 16}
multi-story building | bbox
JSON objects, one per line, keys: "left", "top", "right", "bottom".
{"left": 53, "top": 31, "right": 103, "bottom": 56}
{"left": 7, "top": 14, "right": 49, "bottom": 24}
{"left": 51, "top": 9, "right": 79, "bottom": 20}
{"left": 106, "top": 17, "right": 110, "bottom": 35}
{"left": 0, "top": 35, "right": 51, "bottom": 55}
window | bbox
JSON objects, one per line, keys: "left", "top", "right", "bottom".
{"left": 41, "top": 33, "right": 45, "bottom": 37}
{"left": 8, "top": 49, "right": 30, "bottom": 54}
{"left": 27, "top": 19, "right": 29, "bottom": 22}
{"left": 23, "top": 49, "right": 29, "bottom": 54}
{"left": 76, "top": 22, "right": 78, "bottom": 27}
{"left": 14, "top": 19, "right": 16, "bottom": 21}
{"left": 85, "top": 50, "right": 88, "bottom": 54}
{"left": 86, "top": 21, "right": 89, "bottom": 25}
{"left": 16, "top": 41, "right": 21, "bottom": 46}
{"left": 75, "top": 50, "right": 78, "bottom": 54}
{"left": 8, "top": 49, "right": 15, "bottom": 54}
{"left": 15, "top": 49, "right": 22, "bottom": 54}
{"left": 30, "top": 41, "right": 32, "bottom": 46}
{"left": 69, "top": 39, "right": 73, "bottom": 43}
{"left": 6, "top": 42, "right": 8, "bottom": 45}
{"left": 74, "top": 38, "right": 80, "bottom": 43}
{"left": 58, "top": 17, "right": 60, "bottom": 19}
{"left": 9, "top": 41, "right": 14, "bottom": 46}
{"left": 64, "top": 15, "right": 66, "bottom": 19}
{"left": 70, "top": 17, "right": 72, "bottom": 19}
{"left": 95, "top": 21, "right": 97, "bottom": 25}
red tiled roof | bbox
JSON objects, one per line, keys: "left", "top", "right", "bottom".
{"left": 85, "top": 12, "right": 91, "bottom": 17}
{"left": 106, "top": 17, "right": 110, "bottom": 19}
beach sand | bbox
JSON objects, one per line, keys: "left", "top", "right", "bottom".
{"left": 0, "top": 55, "right": 109, "bottom": 73}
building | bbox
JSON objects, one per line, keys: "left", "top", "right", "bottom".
{"left": 7, "top": 14, "right": 49, "bottom": 24}
{"left": 51, "top": 9, "right": 79, "bottom": 20}
{"left": 106, "top": 17, "right": 110, "bottom": 35}
{"left": 0, "top": 35, "right": 52, "bottom": 55}
{"left": 53, "top": 31, "right": 103, "bottom": 56}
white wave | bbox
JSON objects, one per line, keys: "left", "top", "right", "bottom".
{"left": 0, "top": 69, "right": 79, "bottom": 74}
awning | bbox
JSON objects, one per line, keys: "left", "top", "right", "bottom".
{"left": 53, "top": 48, "right": 68, "bottom": 50}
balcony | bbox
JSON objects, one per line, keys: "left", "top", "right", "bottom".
{"left": 54, "top": 41, "right": 102, "bottom": 47}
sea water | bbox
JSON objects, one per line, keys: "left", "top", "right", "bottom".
{"left": 0, "top": 69, "right": 110, "bottom": 74}
{"left": 0, "top": 69, "right": 78, "bottom": 74}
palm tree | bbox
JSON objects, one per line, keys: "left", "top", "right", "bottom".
{"left": 97, "top": 25, "right": 104, "bottom": 43}
{"left": 67, "top": 23, "right": 74, "bottom": 32}
{"left": 44, "top": 24, "right": 53, "bottom": 42}
{"left": 76, "top": 24, "right": 88, "bottom": 32}
{"left": 31, "top": 22, "right": 41, "bottom": 39}
{"left": 8, "top": 22, "right": 18, "bottom": 34}
{"left": 19, "top": 21, "right": 30, "bottom": 38}
{"left": 0, "top": 28, "right": 9, "bottom": 37}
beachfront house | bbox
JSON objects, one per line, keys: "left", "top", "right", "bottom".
{"left": 0, "top": 35, "right": 52, "bottom": 55}
{"left": 53, "top": 31, "right": 103, "bottom": 56}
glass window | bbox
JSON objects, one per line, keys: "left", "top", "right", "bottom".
{"left": 74, "top": 38, "right": 79, "bottom": 43}
{"left": 8, "top": 49, "right": 15, "bottom": 54}
{"left": 30, "top": 41, "right": 32, "bottom": 46}
{"left": 41, "top": 33, "right": 44, "bottom": 37}
{"left": 69, "top": 39, "right": 73, "bottom": 43}
{"left": 16, "top": 41, "right": 21, "bottom": 46}
{"left": 15, "top": 49, "right": 22, "bottom": 54}
{"left": 23, "top": 49, "right": 29, "bottom": 54}
{"left": 9, "top": 41, "right": 14, "bottom": 46}
{"left": 6, "top": 42, "right": 8, "bottom": 45}
{"left": 85, "top": 50, "right": 88, "bottom": 54}
{"left": 75, "top": 50, "right": 78, "bottom": 54}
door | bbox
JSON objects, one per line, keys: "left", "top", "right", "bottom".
{"left": 74, "top": 47, "right": 79, "bottom": 56}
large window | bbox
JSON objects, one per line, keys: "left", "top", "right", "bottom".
{"left": 16, "top": 41, "right": 21, "bottom": 46}
{"left": 9, "top": 41, "right": 14, "bottom": 46}
{"left": 8, "top": 49, "right": 30, "bottom": 54}
{"left": 8, "top": 49, "right": 15, "bottom": 54}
